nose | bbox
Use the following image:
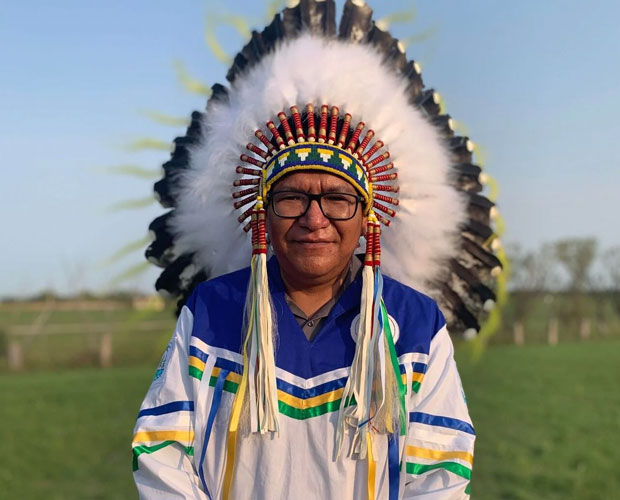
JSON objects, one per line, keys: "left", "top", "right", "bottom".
{"left": 298, "top": 199, "right": 330, "bottom": 230}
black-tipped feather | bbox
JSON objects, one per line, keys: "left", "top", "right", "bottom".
{"left": 453, "top": 163, "right": 483, "bottom": 193}
{"left": 155, "top": 254, "right": 195, "bottom": 296}
{"left": 145, "top": 212, "right": 175, "bottom": 268}
{"left": 415, "top": 89, "right": 441, "bottom": 118}
{"left": 402, "top": 60, "right": 424, "bottom": 103}
{"left": 450, "top": 259, "right": 496, "bottom": 304}
{"left": 367, "top": 24, "right": 407, "bottom": 72}
{"left": 467, "top": 193, "right": 495, "bottom": 226}
{"left": 175, "top": 270, "right": 208, "bottom": 316}
{"left": 439, "top": 283, "right": 480, "bottom": 332}
{"left": 339, "top": 0, "right": 373, "bottom": 42}
{"left": 432, "top": 114, "right": 454, "bottom": 138}
{"left": 449, "top": 136, "right": 474, "bottom": 164}
{"left": 462, "top": 219, "right": 495, "bottom": 245}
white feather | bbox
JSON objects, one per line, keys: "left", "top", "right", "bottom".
{"left": 171, "top": 35, "right": 466, "bottom": 292}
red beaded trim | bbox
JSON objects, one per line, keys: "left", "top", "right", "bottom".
{"left": 336, "top": 113, "right": 351, "bottom": 148}
{"left": 233, "top": 193, "right": 258, "bottom": 209}
{"left": 278, "top": 112, "right": 296, "bottom": 146}
{"left": 361, "top": 140, "right": 384, "bottom": 164}
{"left": 374, "top": 193, "right": 399, "bottom": 206}
{"left": 327, "top": 106, "right": 339, "bottom": 144}
{"left": 236, "top": 166, "right": 262, "bottom": 176}
{"left": 372, "top": 184, "right": 399, "bottom": 193}
{"left": 252, "top": 205, "right": 268, "bottom": 255}
{"left": 233, "top": 178, "right": 260, "bottom": 186}
{"left": 246, "top": 142, "right": 268, "bottom": 159}
{"left": 364, "top": 221, "right": 375, "bottom": 266}
{"left": 238, "top": 206, "right": 255, "bottom": 223}
{"left": 346, "top": 121, "right": 365, "bottom": 153}
{"left": 370, "top": 173, "right": 397, "bottom": 183}
{"left": 355, "top": 130, "right": 375, "bottom": 158}
{"left": 232, "top": 187, "right": 259, "bottom": 199}
{"left": 373, "top": 201, "right": 396, "bottom": 217}
{"left": 318, "top": 104, "right": 328, "bottom": 143}
{"left": 240, "top": 154, "right": 265, "bottom": 168}
{"left": 306, "top": 103, "right": 316, "bottom": 141}
{"left": 372, "top": 221, "right": 381, "bottom": 266}
{"left": 365, "top": 152, "right": 391, "bottom": 169}
{"left": 267, "top": 121, "right": 285, "bottom": 150}
{"left": 375, "top": 213, "right": 391, "bottom": 227}
{"left": 368, "top": 162, "right": 394, "bottom": 176}
{"left": 255, "top": 130, "right": 276, "bottom": 154}
{"left": 290, "top": 106, "right": 305, "bottom": 143}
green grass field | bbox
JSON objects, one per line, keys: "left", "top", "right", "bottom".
{"left": 1, "top": 339, "right": 618, "bottom": 499}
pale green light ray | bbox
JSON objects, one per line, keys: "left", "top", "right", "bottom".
{"left": 99, "top": 235, "right": 151, "bottom": 267}
{"left": 137, "top": 109, "right": 191, "bottom": 127}
{"left": 108, "top": 261, "right": 152, "bottom": 286}
{"left": 124, "top": 138, "right": 172, "bottom": 152}
{"left": 96, "top": 165, "right": 161, "bottom": 179}
{"left": 173, "top": 60, "right": 212, "bottom": 96}
{"left": 107, "top": 197, "right": 156, "bottom": 212}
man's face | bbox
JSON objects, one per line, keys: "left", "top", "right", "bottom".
{"left": 266, "top": 171, "right": 367, "bottom": 284}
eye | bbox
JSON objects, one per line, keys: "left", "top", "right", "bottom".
{"left": 274, "top": 192, "right": 305, "bottom": 202}
{"left": 324, "top": 193, "right": 354, "bottom": 203}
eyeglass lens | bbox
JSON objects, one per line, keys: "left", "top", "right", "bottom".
{"left": 271, "top": 191, "right": 360, "bottom": 220}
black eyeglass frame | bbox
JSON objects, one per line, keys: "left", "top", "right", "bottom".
{"left": 267, "top": 190, "right": 365, "bottom": 221}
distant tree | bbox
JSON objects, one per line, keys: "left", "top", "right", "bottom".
{"left": 554, "top": 238, "right": 597, "bottom": 292}
{"left": 601, "top": 246, "right": 620, "bottom": 316}
{"left": 554, "top": 238, "right": 597, "bottom": 337}
{"left": 509, "top": 242, "right": 560, "bottom": 293}
{"left": 507, "top": 242, "right": 560, "bottom": 343}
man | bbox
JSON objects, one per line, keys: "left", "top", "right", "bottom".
{"left": 133, "top": 167, "right": 474, "bottom": 499}
{"left": 134, "top": 1, "right": 498, "bottom": 498}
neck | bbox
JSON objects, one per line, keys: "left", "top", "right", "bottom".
{"left": 280, "top": 263, "right": 349, "bottom": 317}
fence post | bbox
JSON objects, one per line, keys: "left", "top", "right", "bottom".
{"left": 8, "top": 338, "right": 23, "bottom": 371}
{"left": 513, "top": 321, "right": 524, "bottom": 345}
{"left": 548, "top": 317, "right": 558, "bottom": 345}
{"left": 99, "top": 333, "right": 112, "bottom": 368}
{"left": 579, "top": 318, "right": 591, "bottom": 340}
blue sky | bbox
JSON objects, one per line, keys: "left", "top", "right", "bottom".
{"left": 1, "top": 0, "right": 619, "bottom": 297}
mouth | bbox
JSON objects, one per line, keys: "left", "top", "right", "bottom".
{"left": 292, "top": 240, "right": 334, "bottom": 246}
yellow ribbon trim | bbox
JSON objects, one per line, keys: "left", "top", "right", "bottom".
{"left": 367, "top": 434, "right": 375, "bottom": 500}
{"left": 222, "top": 257, "right": 256, "bottom": 500}
{"left": 189, "top": 356, "right": 205, "bottom": 372}
{"left": 212, "top": 367, "right": 242, "bottom": 384}
{"left": 277, "top": 387, "right": 344, "bottom": 409}
{"left": 400, "top": 372, "right": 425, "bottom": 384}
{"left": 132, "top": 430, "right": 194, "bottom": 445}
{"left": 406, "top": 445, "right": 474, "bottom": 466}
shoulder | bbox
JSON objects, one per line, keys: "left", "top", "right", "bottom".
{"left": 381, "top": 273, "right": 446, "bottom": 355}
{"left": 184, "top": 265, "right": 251, "bottom": 316}
{"left": 180, "top": 266, "right": 250, "bottom": 352}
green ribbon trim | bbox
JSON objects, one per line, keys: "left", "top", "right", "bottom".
{"left": 208, "top": 376, "right": 239, "bottom": 394}
{"left": 406, "top": 461, "right": 472, "bottom": 480}
{"left": 188, "top": 366, "right": 203, "bottom": 380}
{"left": 382, "top": 300, "right": 407, "bottom": 434}
{"left": 132, "top": 441, "right": 194, "bottom": 471}
{"left": 278, "top": 398, "right": 343, "bottom": 420}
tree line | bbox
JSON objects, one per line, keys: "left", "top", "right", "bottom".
{"left": 502, "top": 238, "right": 620, "bottom": 344}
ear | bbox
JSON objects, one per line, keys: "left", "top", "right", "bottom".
{"left": 360, "top": 215, "right": 368, "bottom": 237}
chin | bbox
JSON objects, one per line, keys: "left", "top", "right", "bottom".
{"left": 289, "top": 255, "right": 343, "bottom": 279}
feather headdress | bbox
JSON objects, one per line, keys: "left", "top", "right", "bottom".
{"left": 145, "top": 0, "right": 501, "bottom": 489}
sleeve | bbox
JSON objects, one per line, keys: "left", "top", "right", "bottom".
{"left": 402, "top": 325, "right": 475, "bottom": 499}
{"left": 132, "top": 304, "right": 209, "bottom": 499}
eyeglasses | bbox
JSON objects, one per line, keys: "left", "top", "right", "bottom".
{"left": 268, "top": 190, "right": 364, "bottom": 220}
